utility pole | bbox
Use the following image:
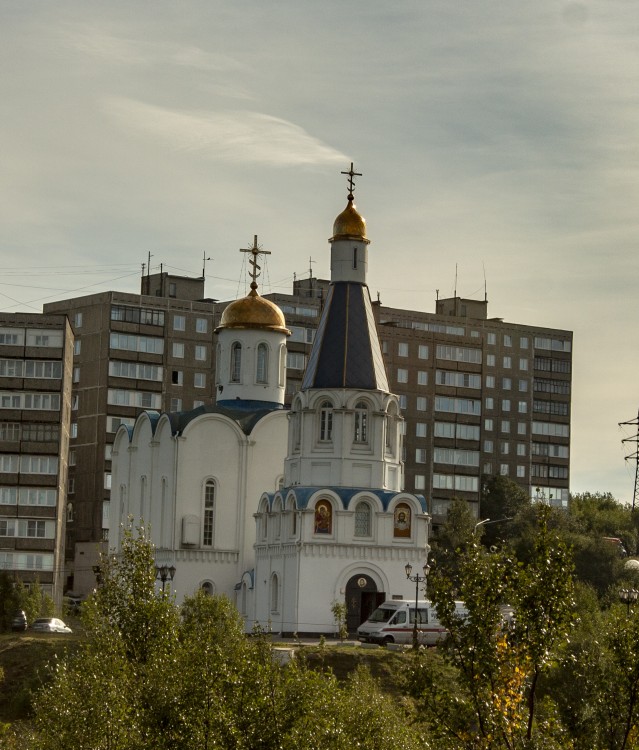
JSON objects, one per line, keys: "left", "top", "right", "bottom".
{"left": 619, "top": 410, "right": 639, "bottom": 509}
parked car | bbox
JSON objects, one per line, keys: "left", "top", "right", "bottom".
{"left": 11, "top": 610, "right": 27, "bottom": 632}
{"left": 30, "top": 617, "right": 72, "bottom": 634}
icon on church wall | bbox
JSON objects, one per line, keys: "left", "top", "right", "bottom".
{"left": 393, "top": 503, "right": 411, "bottom": 538}
{"left": 314, "top": 500, "right": 332, "bottom": 534}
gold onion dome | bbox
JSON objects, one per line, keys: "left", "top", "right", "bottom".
{"left": 331, "top": 198, "right": 367, "bottom": 241}
{"left": 217, "top": 283, "right": 290, "bottom": 334}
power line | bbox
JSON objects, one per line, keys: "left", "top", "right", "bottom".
{"left": 619, "top": 410, "right": 639, "bottom": 509}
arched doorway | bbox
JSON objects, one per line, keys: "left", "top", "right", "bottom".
{"left": 345, "top": 574, "right": 385, "bottom": 633}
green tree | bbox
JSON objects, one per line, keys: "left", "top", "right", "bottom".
{"left": 409, "top": 504, "right": 574, "bottom": 749}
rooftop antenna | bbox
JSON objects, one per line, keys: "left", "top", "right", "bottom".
{"left": 483, "top": 261, "right": 488, "bottom": 303}
{"left": 240, "top": 235, "right": 271, "bottom": 293}
{"left": 202, "top": 252, "right": 212, "bottom": 279}
{"left": 454, "top": 263, "right": 458, "bottom": 298}
{"left": 619, "top": 410, "right": 639, "bottom": 509}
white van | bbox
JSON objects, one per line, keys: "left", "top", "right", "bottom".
{"left": 357, "top": 599, "right": 467, "bottom": 646}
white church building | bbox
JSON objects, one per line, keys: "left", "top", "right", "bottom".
{"left": 110, "top": 168, "right": 430, "bottom": 634}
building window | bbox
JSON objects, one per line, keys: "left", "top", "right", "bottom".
{"left": 256, "top": 343, "right": 269, "bottom": 384}
{"left": 319, "top": 401, "right": 333, "bottom": 442}
{"left": 487, "top": 354, "right": 495, "bottom": 367}
{"left": 173, "top": 315, "right": 186, "bottom": 331}
{"left": 74, "top": 340, "right": 81, "bottom": 356}
{"left": 196, "top": 318, "right": 208, "bottom": 334}
{"left": 486, "top": 375, "right": 495, "bottom": 388}
{"left": 502, "top": 377, "right": 511, "bottom": 390}
{"left": 398, "top": 342, "right": 408, "bottom": 357}
{"left": 415, "top": 475, "right": 426, "bottom": 490}
{"left": 354, "top": 501, "right": 372, "bottom": 537}
{"left": 172, "top": 370, "right": 183, "bottom": 385}
{"left": 520, "top": 337, "right": 529, "bottom": 349}
{"left": 71, "top": 423, "right": 78, "bottom": 439}
{"left": 517, "top": 465, "right": 526, "bottom": 478}
{"left": 519, "top": 379, "right": 528, "bottom": 392}
{"left": 270, "top": 573, "right": 279, "bottom": 613}
{"left": 504, "top": 334, "right": 512, "bottom": 347}
{"left": 74, "top": 312, "right": 83, "bottom": 328}
{"left": 230, "top": 342, "right": 242, "bottom": 382}
{"left": 485, "top": 397, "right": 494, "bottom": 410}
{"left": 518, "top": 401, "right": 527, "bottom": 413}
{"left": 417, "top": 371, "right": 428, "bottom": 386}
{"left": 501, "top": 441, "right": 510, "bottom": 455}
{"left": 487, "top": 333, "right": 496, "bottom": 345}
{"left": 354, "top": 401, "right": 368, "bottom": 443}
{"left": 73, "top": 367, "right": 80, "bottom": 383}
{"left": 501, "top": 420, "right": 510, "bottom": 433}
{"left": 416, "top": 423, "right": 427, "bottom": 437}
{"left": 500, "top": 464, "right": 509, "bottom": 476}
{"left": 416, "top": 448, "right": 427, "bottom": 463}
{"left": 195, "top": 345, "right": 207, "bottom": 361}
{"left": 172, "top": 342, "right": 184, "bottom": 358}
{"left": 416, "top": 397, "right": 427, "bottom": 411}
{"left": 502, "top": 400, "right": 511, "bottom": 412}
{"left": 418, "top": 345, "right": 429, "bottom": 359}
{"left": 194, "top": 373, "right": 206, "bottom": 388}
{"left": 397, "top": 368, "right": 408, "bottom": 383}
{"left": 400, "top": 395, "right": 409, "bottom": 409}
{"left": 503, "top": 356, "right": 512, "bottom": 369}
{"left": 171, "top": 398, "right": 182, "bottom": 411}
{"left": 484, "top": 418, "right": 493, "bottom": 431}
{"left": 517, "top": 443, "right": 526, "bottom": 456}
{"left": 520, "top": 358, "right": 528, "bottom": 371}
{"left": 203, "top": 480, "right": 215, "bottom": 547}
{"left": 484, "top": 440, "right": 493, "bottom": 453}
{"left": 286, "top": 352, "right": 305, "bottom": 370}
{"left": 518, "top": 422, "right": 527, "bottom": 435}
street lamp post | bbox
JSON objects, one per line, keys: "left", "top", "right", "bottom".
{"left": 155, "top": 564, "right": 176, "bottom": 594}
{"left": 619, "top": 588, "right": 639, "bottom": 615}
{"left": 405, "top": 561, "right": 430, "bottom": 650}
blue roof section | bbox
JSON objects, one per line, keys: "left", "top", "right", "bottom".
{"left": 264, "top": 486, "right": 427, "bottom": 513}
{"left": 302, "top": 282, "right": 389, "bottom": 391}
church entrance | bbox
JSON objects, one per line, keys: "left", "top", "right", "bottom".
{"left": 345, "top": 574, "right": 385, "bottom": 633}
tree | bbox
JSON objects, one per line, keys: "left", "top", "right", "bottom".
{"left": 409, "top": 504, "right": 575, "bottom": 749}
{"left": 479, "top": 475, "right": 530, "bottom": 548}
{"left": 29, "top": 526, "right": 426, "bottom": 750}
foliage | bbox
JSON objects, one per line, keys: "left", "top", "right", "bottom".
{"left": 0, "top": 574, "right": 54, "bottom": 631}
{"left": 29, "top": 526, "right": 425, "bottom": 750}
{"left": 409, "top": 504, "right": 575, "bottom": 749}
{"left": 479, "top": 475, "right": 530, "bottom": 547}
{"left": 331, "top": 600, "right": 348, "bottom": 641}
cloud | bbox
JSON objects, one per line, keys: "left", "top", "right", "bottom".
{"left": 102, "top": 96, "right": 348, "bottom": 166}
{"left": 60, "top": 22, "right": 242, "bottom": 72}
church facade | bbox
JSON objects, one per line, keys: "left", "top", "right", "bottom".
{"left": 110, "top": 170, "right": 430, "bottom": 634}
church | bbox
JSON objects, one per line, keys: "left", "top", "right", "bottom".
{"left": 110, "top": 168, "right": 430, "bottom": 634}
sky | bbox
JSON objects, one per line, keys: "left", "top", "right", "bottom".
{"left": 1, "top": 0, "right": 638, "bottom": 502}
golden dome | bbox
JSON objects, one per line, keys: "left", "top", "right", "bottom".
{"left": 216, "top": 284, "right": 290, "bottom": 334}
{"left": 331, "top": 199, "right": 367, "bottom": 241}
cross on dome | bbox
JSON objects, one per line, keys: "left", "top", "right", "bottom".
{"left": 341, "top": 162, "right": 362, "bottom": 201}
{"left": 240, "top": 235, "right": 271, "bottom": 292}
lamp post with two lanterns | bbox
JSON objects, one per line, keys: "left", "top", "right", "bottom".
{"left": 619, "top": 588, "right": 639, "bottom": 615}
{"left": 404, "top": 561, "right": 431, "bottom": 650}
{"left": 155, "top": 564, "right": 176, "bottom": 594}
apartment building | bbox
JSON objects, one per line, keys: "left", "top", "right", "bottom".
{"left": 43, "top": 273, "right": 218, "bottom": 591}
{"left": 0, "top": 313, "right": 73, "bottom": 606}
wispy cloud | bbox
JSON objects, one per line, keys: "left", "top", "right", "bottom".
{"left": 60, "top": 22, "right": 242, "bottom": 72}
{"left": 102, "top": 96, "right": 347, "bottom": 166}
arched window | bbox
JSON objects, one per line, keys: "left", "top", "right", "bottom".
{"left": 393, "top": 502, "right": 412, "bottom": 538}
{"left": 279, "top": 345, "right": 286, "bottom": 387}
{"left": 241, "top": 582, "right": 247, "bottom": 614}
{"left": 230, "top": 342, "right": 242, "bottom": 383}
{"left": 354, "top": 401, "right": 368, "bottom": 443}
{"left": 203, "top": 480, "right": 215, "bottom": 547}
{"left": 140, "top": 476, "right": 147, "bottom": 524}
{"left": 270, "top": 573, "right": 279, "bottom": 613}
{"left": 201, "top": 581, "right": 215, "bottom": 596}
{"left": 256, "top": 343, "right": 269, "bottom": 383}
{"left": 354, "top": 501, "right": 372, "bottom": 537}
{"left": 319, "top": 401, "right": 333, "bottom": 442}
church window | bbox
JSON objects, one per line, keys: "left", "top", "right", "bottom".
{"left": 314, "top": 499, "right": 332, "bottom": 534}
{"left": 278, "top": 345, "right": 286, "bottom": 386}
{"left": 203, "top": 480, "right": 215, "bottom": 547}
{"left": 319, "top": 401, "right": 333, "bottom": 442}
{"left": 354, "top": 501, "right": 372, "bottom": 537}
{"left": 354, "top": 401, "right": 368, "bottom": 443}
{"left": 201, "top": 581, "right": 214, "bottom": 596}
{"left": 393, "top": 502, "right": 411, "bottom": 538}
{"left": 140, "top": 476, "right": 147, "bottom": 524}
{"left": 353, "top": 247, "right": 358, "bottom": 269}
{"left": 230, "top": 342, "right": 242, "bottom": 383}
{"left": 256, "top": 343, "right": 269, "bottom": 384}
{"left": 215, "top": 344, "right": 222, "bottom": 385}
{"left": 270, "top": 573, "right": 279, "bottom": 613}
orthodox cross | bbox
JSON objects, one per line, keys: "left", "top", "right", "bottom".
{"left": 240, "top": 235, "right": 270, "bottom": 291}
{"left": 341, "top": 162, "right": 362, "bottom": 200}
